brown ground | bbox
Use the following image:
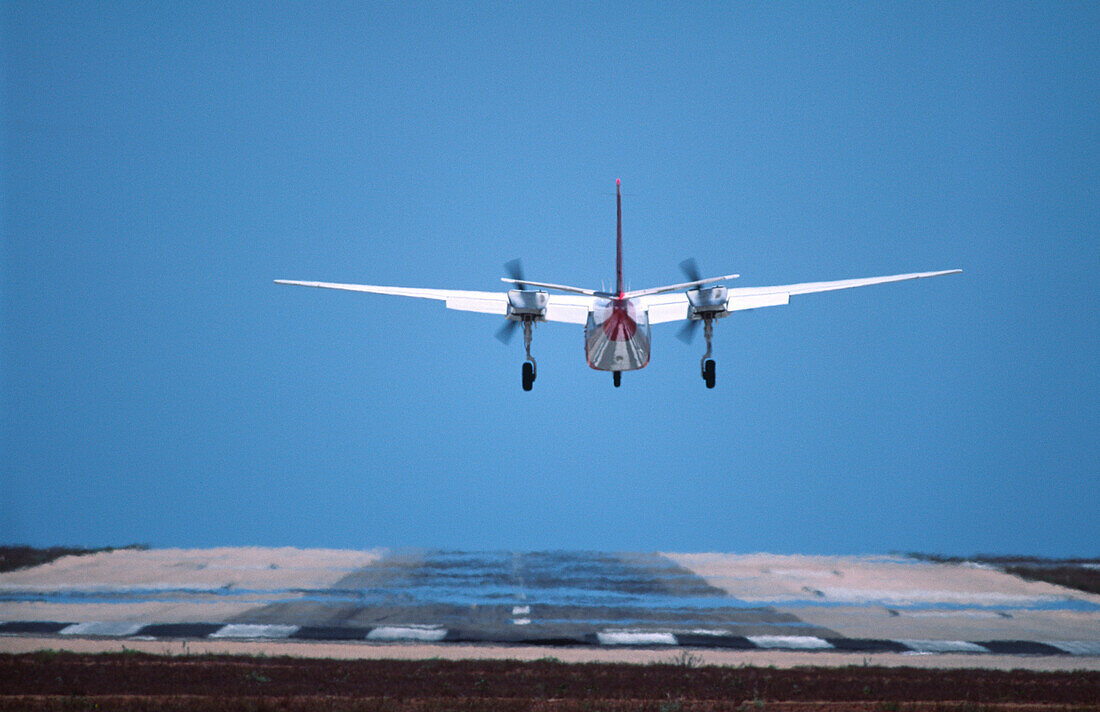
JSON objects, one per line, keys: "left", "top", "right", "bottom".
{"left": 2, "top": 652, "right": 1098, "bottom": 711}
{"left": 906, "top": 554, "right": 1100, "bottom": 597}
{"left": 0, "top": 545, "right": 148, "bottom": 573}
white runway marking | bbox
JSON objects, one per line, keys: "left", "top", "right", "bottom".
{"left": 366, "top": 626, "right": 447, "bottom": 642}
{"left": 1049, "top": 641, "right": 1100, "bottom": 655}
{"left": 598, "top": 631, "right": 677, "bottom": 646}
{"left": 210, "top": 624, "right": 299, "bottom": 639}
{"left": 512, "top": 606, "right": 531, "bottom": 615}
{"left": 900, "top": 639, "right": 988, "bottom": 653}
{"left": 59, "top": 622, "right": 145, "bottom": 637}
{"left": 748, "top": 635, "right": 833, "bottom": 650}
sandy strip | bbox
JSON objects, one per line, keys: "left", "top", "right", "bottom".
{"left": 663, "top": 553, "right": 1100, "bottom": 606}
{"left": 778, "top": 605, "right": 1100, "bottom": 641}
{"left": 0, "top": 600, "right": 269, "bottom": 623}
{"left": 0, "top": 547, "right": 385, "bottom": 624}
{"left": 664, "top": 553, "right": 1100, "bottom": 643}
{"left": 2, "top": 636, "right": 1098, "bottom": 671}
{"left": 0, "top": 547, "right": 384, "bottom": 591}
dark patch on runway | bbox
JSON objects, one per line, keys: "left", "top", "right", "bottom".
{"left": 291, "top": 625, "right": 372, "bottom": 641}
{"left": 825, "top": 638, "right": 911, "bottom": 653}
{"left": 228, "top": 550, "right": 838, "bottom": 639}
{"left": 0, "top": 621, "right": 67, "bottom": 635}
{"left": 978, "top": 640, "right": 1066, "bottom": 655}
{"left": 672, "top": 633, "right": 756, "bottom": 649}
{"left": 443, "top": 629, "right": 597, "bottom": 646}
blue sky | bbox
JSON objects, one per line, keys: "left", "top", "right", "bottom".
{"left": 3, "top": 2, "right": 1097, "bottom": 556}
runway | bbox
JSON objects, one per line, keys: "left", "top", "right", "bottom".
{"left": 2, "top": 548, "right": 1098, "bottom": 665}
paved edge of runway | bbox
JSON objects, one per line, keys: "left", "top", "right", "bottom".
{"left": 2, "top": 621, "right": 1098, "bottom": 656}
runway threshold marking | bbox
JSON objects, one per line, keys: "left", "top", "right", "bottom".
{"left": 900, "top": 639, "right": 989, "bottom": 653}
{"left": 597, "top": 631, "right": 678, "bottom": 646}
{"left": 1050, "top": 641, "right": 1100, "bottom": 655}
{"left": 209, "top": 624, "right": 299, "bottom": 639}
{"left": 59, "top": 622, "right": 145, "bottom": 637}
{"left": 748, "top": 635, "right": 834, "bottom": 650}
{"left": 365, "top": 626, "right": 447, "bottom": 642}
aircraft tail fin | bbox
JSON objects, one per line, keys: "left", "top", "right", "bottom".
{"left": 616, "top": 179, "right": 623, "bottom": 297}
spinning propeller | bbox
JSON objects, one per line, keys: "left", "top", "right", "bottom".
{"left": 495, "top": 258, "right": 527, "bottom": 344}
{"left": 676, "top": 258, "right": 703, "bottom": 343}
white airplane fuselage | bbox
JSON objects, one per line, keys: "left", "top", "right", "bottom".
{"left": 585, "top": 298, "right": 651, "bottom": 371}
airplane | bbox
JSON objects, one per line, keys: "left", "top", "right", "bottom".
{"left": 276, "top": 180, "right": 960, "bottom": 390}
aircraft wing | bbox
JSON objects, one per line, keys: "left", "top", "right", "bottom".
{"left": 640, "top": 269, "right": 961, "bottom": 325}
{"left": 274, "top": 280, "right": 596, "bottom": 324}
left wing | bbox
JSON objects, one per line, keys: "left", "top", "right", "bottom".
{"left": 274, "top": 280, "right": 595, "bottom": 324}
{"left": 640, "top": 269, "right": 961, "bottom": 324}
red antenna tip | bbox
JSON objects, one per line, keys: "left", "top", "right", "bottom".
{"left": 616, "top": 178, "right": 620, "bottom": 186}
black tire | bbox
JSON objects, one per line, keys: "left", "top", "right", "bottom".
{"left": 522, "top": 362, "right": 534, "bottom": 391}
{"left": 703, "top": 359, "right": 716, "bottom": 389}
{"left": 613, "top": 371, "right": 621, "bottom": 388}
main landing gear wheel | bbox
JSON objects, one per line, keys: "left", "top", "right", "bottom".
{"left": 703, "top": 359, "right": 716, "bottom": 389}
{"left": 700, "top": 315, "right": 717, "bottom": 389}
{"left": 521, "top": 321, "right": 534, "bottom": 391}
{"left": 613, "top": 371, "right": 621, "bottom": 388}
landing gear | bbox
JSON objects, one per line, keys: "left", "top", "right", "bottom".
{"left": 700, "top": 315, "right": 716, "bottom": 389}
{"left": 613, "top": 371, "right": 621, "bottom": 388}
{"left": 703, "top": 359, "right": 715, "bottom": 389}
{"left": 521, "top": 319, "right": 537, "bottom": 391}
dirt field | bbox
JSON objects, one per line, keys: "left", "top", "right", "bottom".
{"left": 1, "top": 652, "right": 1098, "bottom": 711}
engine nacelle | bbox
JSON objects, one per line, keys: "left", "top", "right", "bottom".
{"left": 506, "top": 289, "right": 548, "bottom": 320}
{"left": 686, "top": 286, "right": 729, "bottom": 319}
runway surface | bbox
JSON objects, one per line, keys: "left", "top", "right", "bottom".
{"left": 2, "top": 548, "right": 1098, "bottom": 663}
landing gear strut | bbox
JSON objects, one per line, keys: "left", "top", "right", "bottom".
{"left": 700, "top": 316, "right": 716, "bottom": 389}
{"left": 521, "top": 319, "right": 537, "bottom": 391}
{"left": 613, "top": 371, "right": 621, "bottom": 388}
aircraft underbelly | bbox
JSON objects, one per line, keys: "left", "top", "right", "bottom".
{"left": 585, "top": 301, "right": 650, "bottom": 371}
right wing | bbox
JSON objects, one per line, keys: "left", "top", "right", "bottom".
{"left": 274, "top": 280, "right": 595, "bottom": 324}
{"left": 621, "top": 274, "right": 739, "bottom": 299}
{"left": 640, "top": 269, "right": 961, "bottom": 324}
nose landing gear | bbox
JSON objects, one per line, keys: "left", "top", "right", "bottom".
{"left": 521, "top": 319, "right": 537, "bottom": 391}
{"left": 700, "top": 316, "right": 716, "bottom": 389}
{"left": 613, "top": 371, "right": 621, "bottom": 388}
